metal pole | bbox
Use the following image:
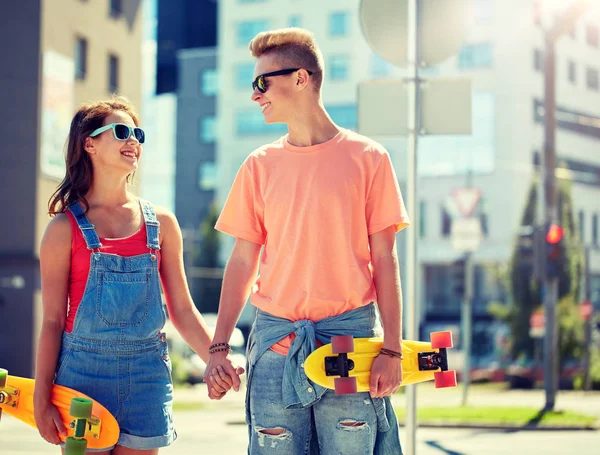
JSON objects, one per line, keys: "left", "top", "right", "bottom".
{"left": 583, "top": 247, "right": 592, "bottom": 391}
{"left": 542, "top": 32, "right": 559, "bottom": 412}
{"left": 404, "top": 0, "right": 421, "bottom": 453}
{"left": 461, "top": 252, "right": 474, "bottom": 406}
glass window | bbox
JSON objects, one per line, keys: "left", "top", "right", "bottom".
{"left": 235, "top": 63, "right": 255, "bottom": 90}
{"left": 329, "top": 12, "right": 349, "bottom": 37}
{"left": 593, "top": 213, "right": 599, "bottom": 245}
{"left": 289, "top": 15, "right": 301, "bottom": 28}
{"left": 587, "top": 67, "right": 599, "bottom": 91}
{"left": 370, "top": 53, "right": 391, "bottom": 79}
{"left": 458, "top": 43, "right": 493, "bottom": 69}
{"left": 200, "top": 117, "right": 216, "bottom": 143}
{"left": 237, "top": 20, "right": 269, "bottom": 46}
{"left": 441, "top": 206, "right": 451, "bottom": 237}
{"left": 474, "top": 0, "right": 494, "bottom": 21}
{"left": 419, "top": 200, "right": 426, "bottom": 238}
{"left": 110, "top": 0, "right": 122, "bottom": 18}
{"left": 239, "top": 0, "right": 267, "bottom": 2}
{"left": 198, "top": 162, "right": 217, "bottom": 191}
{"left": 587, "top": 24, "right": 599, "bottom": 48}
{"left": 201, "top": 69, "right": 218, "bottom": 96}
{"left": 236, "top": 110, "right": 287, "bottom": 136}
{"left": 109, "top": 54, "right": 119, "bottom": 93}
{"left": 75, "top": 37, "right": 87, "bottom": 80}
{"left": 568, "top": 60, "right": 576, "bottom": 84}
{"left": 329, "top": 55, "right": 349, "bottom": 81}
{"left": 533, "top": 48, "right": 543, "bottom": 72}
{"left": 579, "top": 210, "right": 585, "bottom": 242}
{"left": 327, "top": 105, "right": 357, "bottom": 129}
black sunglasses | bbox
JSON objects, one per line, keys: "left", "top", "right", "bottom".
{"left": 252, "top": 68, "right": 314, "bottom": 93}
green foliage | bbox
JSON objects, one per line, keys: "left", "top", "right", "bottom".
{"left": 497, "top": 175, "right": 585, "bottom": 367}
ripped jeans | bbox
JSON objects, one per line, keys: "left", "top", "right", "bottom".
{"left": 248, "top": 349, "right": 377, "bottom": 454}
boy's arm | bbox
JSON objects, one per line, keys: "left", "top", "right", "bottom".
{"left": 204, "top": 238, "right": 261, "bottom": 395}
{"left": 368, "top": 225, "right": 404, "bottom": 398}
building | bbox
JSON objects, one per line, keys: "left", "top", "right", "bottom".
{"left": 0, "top": 0, "right": 143, "bottom": 376}
{"left": 214, "top": 0, "right": 600, "bottom": 361}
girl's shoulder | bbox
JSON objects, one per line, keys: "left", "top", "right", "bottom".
{"left": 41, "top": 212, "right": 72, "bottom": 250}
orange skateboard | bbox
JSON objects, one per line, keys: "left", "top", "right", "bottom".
{"left": 304, "top": 332, "right": 457, "bottom": 394}
{"left": 0, "top": 368, "right": 119, "bottom": 454}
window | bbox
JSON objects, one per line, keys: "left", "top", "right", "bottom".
{"left": 533, "top": 48, "right": 544, "bottom": 72}
{"left": 110, "top": 0, "right": 122, "bottom": 18}
{"left": 239, "top": 0, "right": 266, "bottom": 2}
{"left": 587, "top": 24, "right": 599, "bottom": 48}
{"left": 329, "top": 55, "right": 349, "bottom": 81}
{"left": 200, "top": 69, "right": 218, "bottom": 96}
{"left": 289, "top": 15, "right": 301, "bottom": 28}
{"left": 568, "top": 60, "right": 576, "bottom": 84}
{"left": 198, "top": 162, "right": 217, "bottom": 191}
{"left": 200, "top": 117, "right": 216, "bottom": 143}
{"left": 327, "top": 105, "right": 357, "bottom": 129}
{"left": 593, "top": 213, "right": 599, "bottom": 245}
{"left": 587, "top": 67, "right": 599, "bottom": 91}
{"left": 108, "top": 54, "right": 119, "bottom": 93}
{"left": 236, "top": 110, "right": 287, "bottom": 136}
{"left": 329, "top": 12, "right": 349, "bottom": 37}
{"left": 75, "top": 37, "right": 87, "bottom": 80}
{"left": 441, "top": 206, "right": 451, "bottom": 237}
{"left": 458, "top": 43, "right": 493, "bottom": 69}
{"left": 235, "top": 63, "right": 255, "bottom": 89}
{"left": 237, "top": 20, "right": 269, "bottom": 46}
{"left": 474, "top": 0, "right": 494, "bottom": 21}
{"left": 579, "top": 210, "right": 585, "bottom": 242}
{"left": 371, "top": 53, "right": 391, "bottom": 79}
{"left": 419, "top": 200, "right": 426, "bottom": 238}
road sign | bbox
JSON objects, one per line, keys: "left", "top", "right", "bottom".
{"left": 529, "top": 310, "right": 545, "bottom": 338}
{"left": 359, "top": 0, "right": 468, "bottom": 68}
{"left": 421, "top": 79, "right": 472, "bottom": 135}
{"left": 580, "top": 300, "right": 593, "bottom": 321}
{"left": 357, "top": 81, "right": 408, "bottom": 136}
{"left": 451, "top": 218, "right": 482, "bottom": 253}
{"left": 452, "top": 187, "right": 481, "bottom": 217}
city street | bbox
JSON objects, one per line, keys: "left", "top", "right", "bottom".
{"left": 1, "top": 384, "right": 598, "bottom": 454}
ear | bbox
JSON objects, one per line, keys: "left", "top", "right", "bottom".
{"left": 295, "top": 69, "right": 311, "bottom": 91}
{"left": 84, "top": 136, "right": 96, "bottom": 155}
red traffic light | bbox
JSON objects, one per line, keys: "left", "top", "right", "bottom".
{"left": 546, "top": 224, "right": 564, "bottom": 244}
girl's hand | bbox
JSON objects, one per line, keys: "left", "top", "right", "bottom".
{"left": 34, "top": 398, "right": 68, "bottom": 445}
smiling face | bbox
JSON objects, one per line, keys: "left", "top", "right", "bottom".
{"left": 85, "top": 110, "right": 143, "bottom": 176}
{"left": 250, "top": 53, "right": 302, "bottom": 125}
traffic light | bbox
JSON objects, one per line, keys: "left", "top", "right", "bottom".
{"left": 449, "top": 257, "right": 466, "bottom": 298}
{"left": 546, "top": 224, "right": 564, "bottom": 279}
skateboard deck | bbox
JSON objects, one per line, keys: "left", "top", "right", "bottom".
{"left": 0, "top": 368, "right": 119, "bottom": 453}
{"left": 304, "top": 332, "right": 457, "bottom": 394}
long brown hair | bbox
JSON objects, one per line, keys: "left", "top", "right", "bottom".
{"left": 48, "top": 97, "right": 140, "bottom": 216}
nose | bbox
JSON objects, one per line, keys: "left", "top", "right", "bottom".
{"left": 251, "top": 88, "right": 262, "bottom": 102}
{"left": 127, "top": 134, "right": 140, "bottom": 145}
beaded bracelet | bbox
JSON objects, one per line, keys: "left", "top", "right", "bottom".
{"left": 379, "top": 348, "right": 404, "bottom": 360}
{"left": 209, "top": 342, "right": 229, "bottom": 350}
{"left": 209, "top": 346, "right": 232, "bottom": 354}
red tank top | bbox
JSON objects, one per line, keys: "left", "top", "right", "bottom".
{"left": 65, "top": 210, "right": 161, "bottom": 332}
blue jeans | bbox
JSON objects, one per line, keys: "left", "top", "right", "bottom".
{"left": 249, "top": 349, "right": 378, "bottom": 454}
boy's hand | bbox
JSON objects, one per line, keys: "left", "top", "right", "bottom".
{"left": 369, "top": 354, "right": 402, "bottom": 398}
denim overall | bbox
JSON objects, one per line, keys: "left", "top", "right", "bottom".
{"left": 54, "top": 199, "right": 176, "bottom": 450}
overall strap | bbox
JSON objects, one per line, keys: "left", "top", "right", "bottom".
{"left": 68, "top": 202, "right": 103, "bottom": 250}
{"left": 139, "top": 199, "right": 160, "bottom": 251}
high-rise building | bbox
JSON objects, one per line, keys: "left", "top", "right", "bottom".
{"left": 215, "top": 0, "right": 600, "bottom": 360}
{"left": 0, "top": 0, "right": 143, "bottom": 376}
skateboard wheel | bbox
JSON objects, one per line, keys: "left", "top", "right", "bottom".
{"left": 434, "top": 370, "right": 457, "bottom": 388}
{"left": 65, "top": 436, "right": 88, "bottom": 455}
{"left": 334, "top": 377, "right": 358, "bottom": 395}
{"left": 331, "top": 335, "right": 354, "bottom": 354}
{"left": 0, "top": 369, "right": 7, "bottom": 388}
{"left": 70, "top": 398, "right": 93, "bottom": 419}
{"left": 430, "top": 331, "right": 453, "bottom": 349}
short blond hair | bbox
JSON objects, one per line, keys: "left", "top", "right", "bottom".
{"left": 248, "top": 28, "right": 324, "bottom": 92}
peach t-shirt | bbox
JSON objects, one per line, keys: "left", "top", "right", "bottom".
{"left": 215, "top": 129, "right": 410, "bottom": 354}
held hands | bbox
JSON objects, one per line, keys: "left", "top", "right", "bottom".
{"left": 369, "top": 350, "right": 403, "bottom": 398}
{"left": 203, "top": 350, "right": 245, "bottom": 400}
{"left": 33, "top": 398, "right": 67, "bottom": 445}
